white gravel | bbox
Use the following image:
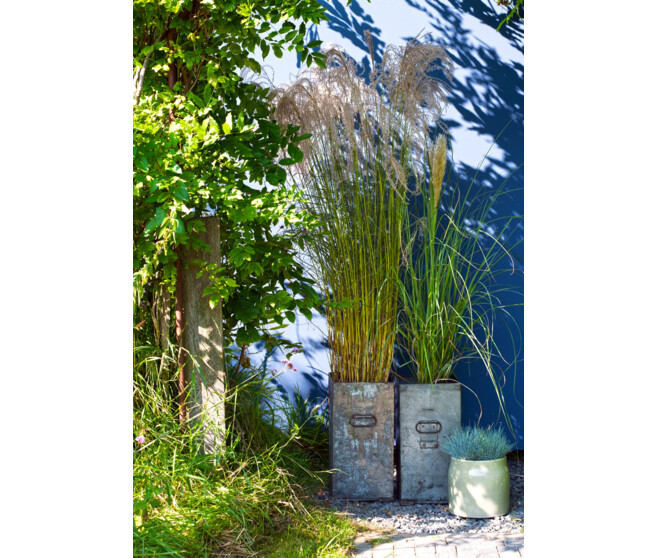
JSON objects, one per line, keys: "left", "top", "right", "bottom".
{"left": 322, "top": 457, "right": 524, "bottom": 535}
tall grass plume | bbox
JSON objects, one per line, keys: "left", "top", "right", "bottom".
{"left": 273, "top": 36, "right": 454, "bottom": 383}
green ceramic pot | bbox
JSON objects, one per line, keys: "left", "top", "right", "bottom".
{"left": 448, "top": 456, "right": 509, "bottom": 518}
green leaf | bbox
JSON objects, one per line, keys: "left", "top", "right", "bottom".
{"left": 144, "top": 217, "right": 157, "bottom": 234}
{"left": 291, "top": 133, "right": 312, "bottom": 143}
{"left": 135, "top": 157, "right": 149, "bottom": 172}
{"left": 228, "top": 247, "right": 245, "bottom": 266}
{"left": 285, "top": 311, "right": 296, "bottom": 323}
{"left": 307, "top": 40, "right": 322, "bottom": 49}
{"left": 288, "top": 144, "right": 304, "bottom": 163}
{"left": 236, "top": 206, "right": 258, "bottom": 222}
{"left": 188, "top": 92, "right": 204, "bottom": 109}
{"left": 236, "top": 326, "right": 261, "bottom": 346}
{"left": 208, "top": 293, "right": 221, "bottom": 309}
{"left": 203, "top": 84, "right": 213, "bottom": 105}
{"left": 300, "top": 307, "right": 313, "bottom": 321}
{"left": 173, "top": 184, "right": 189, "bottom": 201}
{"left": 299, "top": 283, "right": 320, "bottom": 303}
{"left": 312, "top": 52, "right": 326, "bottom": 68}
{"left": 245, "top": 58, "right": 261, "bottom": 73}
{"left": 222, "top": 113, "right": 233, "bottom": 134}
{"left": 155, "top": 207, "right": 166, "bottom": 227}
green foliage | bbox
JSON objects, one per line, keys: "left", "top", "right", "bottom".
{"left": 281, "top": 386, "right": 329, "bottom": 460}
{"left": 133, "top": 0, "right": 326, "bottom": 346}
{"left": 255, "top": 510, "right": 356, "bottom": 557}
{"left": 442, "top": 425, "right": 513, "bottom": 461}
{"left": 133, "top": 342, "right": 355, "bottom": 557}
{"left": 398, "top": 136, "right": 522, "bottom": 381}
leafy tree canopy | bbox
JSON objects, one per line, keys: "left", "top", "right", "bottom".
{"left": 133, "top": 0, "right": 327, "bottom": 348}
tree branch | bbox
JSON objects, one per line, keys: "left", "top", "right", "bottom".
{"left": 133, "top": 31, "right": 167, "bottom": 105}
{"left": 133, "top": 55, "right": 152, "bottom": 105}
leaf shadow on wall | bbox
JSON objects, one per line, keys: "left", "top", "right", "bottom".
{"left": 302, "top": 0, "right": 385, "bottom": 76}
{"left": 394, "top": 0, "right": 524, "bottom": 445}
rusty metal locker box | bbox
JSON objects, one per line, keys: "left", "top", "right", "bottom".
{"left": 329, "top": 380, "right": 395, "bottom": 500}
{"left": 398, "top": 381, "right": 461, "bottom": 503}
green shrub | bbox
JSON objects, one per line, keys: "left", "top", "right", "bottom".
{"left": 280, "top": 386, "right": 329, "bottom": 462}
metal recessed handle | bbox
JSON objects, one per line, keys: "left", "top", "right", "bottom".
{"left": 350, "top": 414, "right": 377, "bottom": 428}
{"left": 416, "top": 420, "right": 442, "bottom": 434}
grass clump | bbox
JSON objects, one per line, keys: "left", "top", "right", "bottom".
{"left": 273, "top": 35, "right": 453, "bottom": 383}
{"left": 442, "top": 425, "right": 513, "bottom": 461}
{"left": 396, "top": 131, "right": 523, "bottom": 440}
{"left": 133, "top": 342, "right": 356, "bottom": 557}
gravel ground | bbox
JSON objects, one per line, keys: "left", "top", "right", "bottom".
{"left": 319, "top": 457, "right": 523, "bottom": 536}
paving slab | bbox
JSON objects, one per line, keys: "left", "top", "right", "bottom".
{"left": 435, "top": 547, "right": 458, "bottom": 558}
{"left": 352, "top": 532, "right": 524, "bottom": 557}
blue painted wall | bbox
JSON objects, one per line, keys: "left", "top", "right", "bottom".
{"left": 250, "top": 0, "right": 524, "bottom": 448}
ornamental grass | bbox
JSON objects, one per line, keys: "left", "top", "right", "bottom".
{"left": 273, "top": 35, "right": 453, "bottom": 383}
{"left": 397, "top": 130, "right": 523, "bottom": 430}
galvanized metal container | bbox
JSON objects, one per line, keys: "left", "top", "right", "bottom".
{"left": 329, "top": 380, "right": 395, "bottom": 500}
{"left": 399, "top": 381, "right": 461, "bottom": 503}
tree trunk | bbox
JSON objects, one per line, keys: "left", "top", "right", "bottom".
{"left": 151, "top": 278, "right": 171, "bottom": 352}
{"left": 180, "top": 217, "right": 226, "bottom": 454}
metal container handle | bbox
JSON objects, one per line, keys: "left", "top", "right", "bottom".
{"left": 350, "top": 413, "right": 377, "bottom": 428}
{"left": 415, "top": 420, "right": 442, "bottom": 434}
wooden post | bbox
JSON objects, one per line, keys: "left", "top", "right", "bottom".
{"left": 181, "top": 216, "right": 226, "bottom": 454}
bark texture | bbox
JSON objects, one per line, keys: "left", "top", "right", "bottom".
{"left": 181, "top": 217, "right": 226, "bottom": 454}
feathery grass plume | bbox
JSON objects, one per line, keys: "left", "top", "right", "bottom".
{"left": 429, "top": 135, "right": 447, "bottom": 211}
{"left": 272, "top": 36, "right": 453, "bottom": 383}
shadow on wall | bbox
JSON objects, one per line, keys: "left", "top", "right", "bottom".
{"left": 252, "top": 322, "right": 331, "bottom": 421}
{"left": 304, "top": 0, "right": 385, "bottom": 75}
{"left": 407, "top": 0, "right": 524, "bottom": 447}
{"left": 260, "top": 0, "right": 524, "bottom": 447}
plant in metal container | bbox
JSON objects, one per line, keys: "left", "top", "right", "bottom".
{"left": 396, "top": 127, "right": 522, "bottom": 502}
{"left": 442, "top": 425, "right": 513, "bottom": 518}
{"left": 272, "top": 34, "right": 453, "bottom": 499}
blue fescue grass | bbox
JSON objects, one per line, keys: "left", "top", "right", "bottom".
{"left": 442, "top": 425, "right": 513, "bottom": 461}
